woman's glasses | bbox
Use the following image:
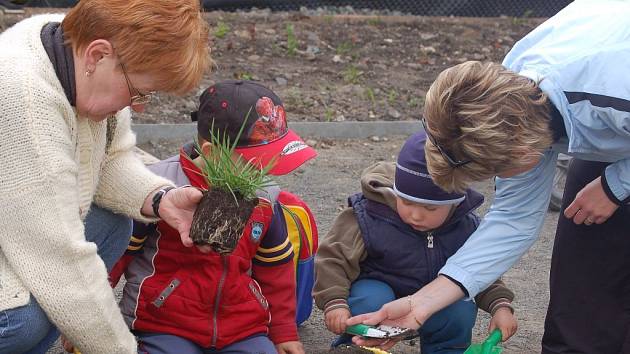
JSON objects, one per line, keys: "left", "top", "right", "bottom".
{"left": 120, "top": 62, "right": 154, "bottom": 106}
{"left": 421, "top": 117, "right": 472, "bottom": 168}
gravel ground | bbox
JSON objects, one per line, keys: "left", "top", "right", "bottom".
{"left": 143, "top": 137, "right": 556, "bottom": 354}
{"left": 41, "top": 136, "right": 557, "bottom": 354}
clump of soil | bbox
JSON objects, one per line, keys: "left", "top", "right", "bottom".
{"left": 329, "top": 345, "right": 388, "bottom": 354}
{"left": 189, "top": 189, "right": 259, "bottom": 254}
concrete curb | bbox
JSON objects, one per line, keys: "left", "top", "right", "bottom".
{"left": 131, "top": 121, "right": 421, "bottom": 144}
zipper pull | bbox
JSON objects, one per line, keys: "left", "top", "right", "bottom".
{"left": 427, "top": 233, "right": 434, "bottom": 249}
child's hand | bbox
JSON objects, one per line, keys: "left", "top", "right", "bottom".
{"left": 489, "top": 307, "right": 518, "bottom": 341}
{"left": 276, "top": 341, "right": 305, "bottom": 354}
{"left": 325, "top": 308, "right": 351, "bottom": 334}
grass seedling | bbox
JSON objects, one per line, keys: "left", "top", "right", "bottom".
{"left": 387, "top": 89, "right": 398, "bottom": 105}
{"left": 214, "top": 21, "right": 230, "bottom": 39}
{"left": 193, "top": 110, "right": 275, "bottom": 204}
{"left": 324, "top": 108, "right": 335, "bottom": 122}
{"left": 342, "top": 65, "right": 363, "bottom": 84}
{"left": 367, "top": 17, "right": 382, "bottom": 26}
{"left": 286, "top": 24, "right": 298, "bottom": 56}
{"left": 512, "top": 9, "right": 533, "bottom": 25}
{"left": 336, "top": 42, "right": 353, "bottom": 56}
{"left": 364, "top": 87, "right": 376, "bottom": 106}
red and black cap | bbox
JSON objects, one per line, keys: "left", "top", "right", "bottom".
{"left": 191, "top": 80, "right": 317, "bottom": 175}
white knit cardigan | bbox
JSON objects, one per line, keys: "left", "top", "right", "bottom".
{"left": 0, "top": 14, "right": 174, "bottom": 353}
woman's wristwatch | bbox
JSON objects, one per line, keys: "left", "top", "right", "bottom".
{"left": 151, "top": 186, "right": 176, "bottom": 218}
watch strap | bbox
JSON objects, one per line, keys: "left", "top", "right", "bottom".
{"left": 152, "top": 186, "right": 175, "bottom": 219}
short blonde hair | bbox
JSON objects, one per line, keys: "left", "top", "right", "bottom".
{"left": 63, "top": 0, "right": 211, "bottom": 94}
{"left": 424, "top": 61, "right": 553, "bottom": 192}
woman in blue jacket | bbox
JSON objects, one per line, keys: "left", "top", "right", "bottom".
{"left": 348, "top": 1, "right": 630, "bottom": 353}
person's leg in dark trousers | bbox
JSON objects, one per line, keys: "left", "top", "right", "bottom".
{"left": 542, "top": 159, "right": 630, "bottom": 354}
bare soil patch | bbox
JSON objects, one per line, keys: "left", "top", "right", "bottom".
{"left": 140, "top": 11, "right": 542, "bottom": 125}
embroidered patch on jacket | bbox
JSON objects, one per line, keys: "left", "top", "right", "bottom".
{"left": 251, "top": 222, "right": 264, "bottom": 243}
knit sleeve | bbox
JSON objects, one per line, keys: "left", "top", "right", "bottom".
{"left": 0, "top": 70, "right": 136, "bottom": 353}
{"left": 94, "top": 109, "right": 174, "bottom": 222}
{"left": 474, "top": 278, "right": 515, "bottom": 314}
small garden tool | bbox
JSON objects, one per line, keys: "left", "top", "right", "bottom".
{"left": 464, "top": 329, "right": 503, "bottom": 354}
{"left": 345, "top": 324, "right": 416, "bottom": 339}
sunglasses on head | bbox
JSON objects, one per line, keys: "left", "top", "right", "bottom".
{"left": 421, "top": 117, "right": 472, "bottom": 168}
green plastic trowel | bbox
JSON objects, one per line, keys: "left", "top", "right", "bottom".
{"left": 464, "top": 329, "right": 503, "bottom": 354}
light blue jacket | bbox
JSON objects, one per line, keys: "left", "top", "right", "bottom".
{"left": 440, "top": 0, "right": 630, "bottom": 297}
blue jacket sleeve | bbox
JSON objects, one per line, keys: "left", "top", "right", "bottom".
{"left": 440, "top": 150, "right": 558, "bottom": 297}
{"left": 604, "top": 158, "right": 630, "bottom": 205}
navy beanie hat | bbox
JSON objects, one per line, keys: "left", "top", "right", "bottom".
{"left": 394, "top": 131, "right": 466, "bottom": 205}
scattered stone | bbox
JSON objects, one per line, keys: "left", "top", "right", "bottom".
{"left": 370, "top": 136, "right": 381, "bottom": 142}
{"left": 306, "top": 31, "right": 320, "bottom": 43}
{"left": 387, "top": 108, "right": 401, "bottom": 119}
{"left": 235, "top": 30, "right": 250, "bottom": 39}
{"left": 247, "top": 54, "right": 261, "bottom": 62}
{"left": 275, "top": 77, "right": 288, "bottom": 86}
{"left": 305, "top": 139, "right": 317, "bottom": 147}
{"left": 335, "top": 114, "right": 346, "bottom": 122}
{"left": 420, "top": 33, "right": 438, "bottom": 41}
{"left": 306, "top": 45, "right": 320, "bottom": 55}
{"left": 332, "top": 55, "right": 343, "bottom": 63}
{"left": 420, "top": 45, "right": 437, "bottom": 54}
{"left": 384, "top": 38, "right": 394, "bottom": 43}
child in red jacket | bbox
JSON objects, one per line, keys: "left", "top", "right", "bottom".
{"left": 110, "top": 80, "right": 317, "bottom": 354}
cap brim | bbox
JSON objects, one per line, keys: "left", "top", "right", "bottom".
{"left": 235, "top": 129, "right": 317, "bottom": 176}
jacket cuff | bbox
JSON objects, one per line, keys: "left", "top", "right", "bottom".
{"left": 441, "top": 274, "right": 469, "bottom": 298}
{"left": 439, "top": 263, "right": 478, "bottom": 298}
{"left": 323, "top": 299, "right": 350, "bottom": 315}
{"left": 488, "top": 298, "right": 514, "bottom": 316}
{"left": 268, "top": 322, "right": 299, "bottom": 344}
{"left": 601, "top": 170, "right": 625, "bottom": 205}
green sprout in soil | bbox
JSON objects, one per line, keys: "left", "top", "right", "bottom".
{"left": 324, "top": 108, "right": 335, "bottom": 122}
{"left": 194, "top": 111, "right": 275, "bottom": 204}
{"left": 512, "top": 9, "right": 533, "bottom": 25}
{"left": 336, "top": 41, "right": 353, "bottom": 56}
{"left": 234, "top": 72, "right": 254, "bottom": 80}
{"left": 342, "top": 65, "right": 363, "bottom": 84}
{"left": 214, "top": 21, "right": 230, "bottom": 39}
{"left": 408, "top": 95, "right": 424, "bottom": 108}
{"left": 387, "top": 89, "right": 398, "bottom": 105}
{"left": 364, "top": 87, "right": 376, "bottom": 106}
{"left": 367, "top": 17, "right": 383, "bottom": 26}
{"left": 286, "top": 23, "right": 298, "bottom": 56}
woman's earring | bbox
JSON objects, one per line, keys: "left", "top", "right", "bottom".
{"left": 85, "top": 69, "right": 93, "bottom": 77}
